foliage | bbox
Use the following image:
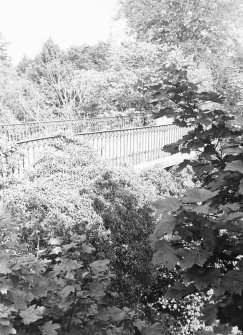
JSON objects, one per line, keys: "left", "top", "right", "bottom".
{"left": 140, "top": 164, "right": 196, "bottom": 198}
{"left": 118, "top": 0, "right": 243, "bottom": 113}
{"left": 0, "top": 33, "right": 10, "bottom": 66}
{"left": 1, "top": 133, "right": 200, "bottom": 334}
{"left": 118, "top": 0, "right": 242, "bottom": 57}
{"left": 0, "top": 212, "right": 139, "bottom": 335}
{"left": 65, "top": 42, "right": 111, "bottom": 71}
{"left": 150, "top": 64, "right": 243, "bottom": 332}
{"left": 0, "top": 137, "right": 145, "bottom": 334}
{"left": 0, "top": 66, "right": 48, "bottom": 122}
{"left": 0, "top": 135, "right": 25, "bottom": 194}
{"left": 18, "top": 40, "right": 81, "bottom": 118}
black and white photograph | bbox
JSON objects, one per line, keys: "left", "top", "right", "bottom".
{"left": 0, "top": 0, "right": 243, "bottom": 334}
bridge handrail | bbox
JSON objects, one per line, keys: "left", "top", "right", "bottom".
{"left": 0, "top": 114, "right": 144, "bottom": 127}
{"left": 15, "top": 124, "right": 183, "bottom": 144}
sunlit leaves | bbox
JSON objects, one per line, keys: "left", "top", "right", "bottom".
{"left": 0, "top": 254, "right": 11, "bottom": 275}
{"left": 225, "top": 160, "right": 243, "bottom": 173}
{"left": 20, "top": 305, "right": 45, "bottom": 325}
{"left": 152, "top": 197, "right": 180, "bottom": 212}
{"left": 90, "top": 259, "right": 110, "bottom": 273}
{"left": 150, "top": 62, "right": 243, "bottom": 331}
{"left": 39, "top": 321, "right": 60, "bottom": 335}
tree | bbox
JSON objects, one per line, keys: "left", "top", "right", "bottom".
{"left": 0, "top": 33, "right": 10, "bottom": 66}
{"left": 149, "top": 63, "right": 243, "bottom": 332}
{"left": 118, "top": 0, "right": 242, "bottom": 57}
{"left": 65, "top": 42, "right": 111, "bottom": 71}
{"left": 118, "top": 0, "right": 243, "bottom": 111}
{"left": 18, "top": 39, "right": 82, "bottom": 118}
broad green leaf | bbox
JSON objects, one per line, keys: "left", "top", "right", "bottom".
{"left": 152, "top": 240, "right": 178, "bottom": 269}
{"left": 61, "top": 285, "right": 75, "bottom": 298}
{"left": 177, "top": 248, "right": 211, "bottom": 269}
{"left": 154, "top": 214, "right": 176, "bottom": 237}
{"left": 152, "top": 197, "right": 180, "bottom": 212}
{"left": 90, "top": 259, "right": 110, "bottom": 272}
{"left": 20, "top": 305, "right": 45, "bottom": 325}
{"left": 164, "top": 282, "right": 195, "bottom": 300}
{"left": 133, "top": 319, "right": 146, "bottom": 331}
{"left": 195, "top": 114, "right": 212, "bottom": 127}
{"left": 193, "top": 204, "right": 210, "bottom": 214}
{"left": 145, "top": 322, "right": 165, "bottom": 335}
{"left": 0, "top": 254, "right": 11, "bottom": 275}
{"left": 107, "top": 306, "right": 127, "bottom": 322}
{"left": 202, "top": 304, "right": 218, "bottom": 326}
{"left": 89, "top": 282, "right": 106, "bottom": 302}
{"left": 97, "top": 306, "right": 127, "bottom": 322}
{"left": 182, "top": 188, "right": 218, "bottom": 203}
{"left": 220, "top": 270, "right": 243, "bottom": 295}
{"left": 12, "top": 290, "right": 33, "bottom": 310}
{"left": 39, "top": 321, "right": 60, "bottom": 335}
{"left": 225, "top": 160, "right": 243, "bottom": 173}
{"left": 222, "top": 145, "right": 243, "bottom": 155}
{"left": 184, "top": 268, "right": 221, "bottom": 290}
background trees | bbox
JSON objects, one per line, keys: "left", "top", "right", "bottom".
{"left": 118, "top": 0, "right": 243, "bottom": 113}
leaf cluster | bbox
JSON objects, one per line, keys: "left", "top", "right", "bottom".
{"left": 150, "top": 64, "right": 243, "bottom": 332}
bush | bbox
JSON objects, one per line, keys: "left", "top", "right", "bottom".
{"left": 1, "top": 135, "right": 197, "bottom": 334}
{"left": 140, "top": 164, "right": 195, "bottom": 197}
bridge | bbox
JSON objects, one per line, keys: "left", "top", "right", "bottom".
{"left": 11, "top": 123, "right": 192, "bottom": 176}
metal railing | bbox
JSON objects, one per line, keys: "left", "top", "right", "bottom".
{"left": 12, "top": 124, "right": 192, "bottom": 175}
{"left": 76, "top": 124, "right": 191, "bottom": 167}
{"left": 0, "top": 115, "right": 148, "bottom": 141}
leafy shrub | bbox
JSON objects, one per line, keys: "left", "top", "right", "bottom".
{"left": 150, "top": 63, "right": 243, "bottom": 333}
{"left": 140, "top": 164, "right": 195, "bottom": 198}
{"left": 1, "top": 134, "right": 197, "bottom": 334}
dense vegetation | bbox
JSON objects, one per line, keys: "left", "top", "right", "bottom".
{"left": 0, "top": 0, "right": 242, "bottom": 122}
{"left": 0, "top": 135, "right": 197, "bottom": 334}
{"left": 0, "top": 0, "right": 243, "bottom": 334}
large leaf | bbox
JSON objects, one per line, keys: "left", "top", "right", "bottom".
{"left": 151, "top": 240, "right": 178, "bottom": 269}
{"left": 90, "top": 259, "right": 110, "bottom": 273}
{"left": 0, "top": 254, "right": 11, "bottom": 275}
{"left": 152, "top": 197, "right": 180, "bottom": 212}
{"left": 182, "top": 188, "right": 218, "bottom": 203}
{"left": 177, "top": 248, "right": 211, "bottom": 270}
{"left": 133, "top": 319, "right": 146, "bottom": 331}
{"left": 225, "top": 160, "right": 243, "bottom": 173}
{"left": 184, "top": 268, "right": 221, "bottom": 290}
{"left": 12, "top": 290, "right": 33, "bottom": 310}
{"left": 220, "top": 270, "right": 243, "bottom": 295}
{"left": 202, "top": 304, "right": 218, "bottom": 326}
{"left": 97, "top": 306, "right": 127, "bottom": 322}
{"left": 20, "top": 305, "right": 45, "bottom": 325}
{"left": 39, "top": 321, "right": 60, "bottom": 335}
{"left": 164, "top": 282, "right": 196, "bottom": 300}
{"left": 145, "top": 322, "right": 165, "bottom": 335}
{"left": 153, "top": 214, "right": 176, "bottom": 238}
